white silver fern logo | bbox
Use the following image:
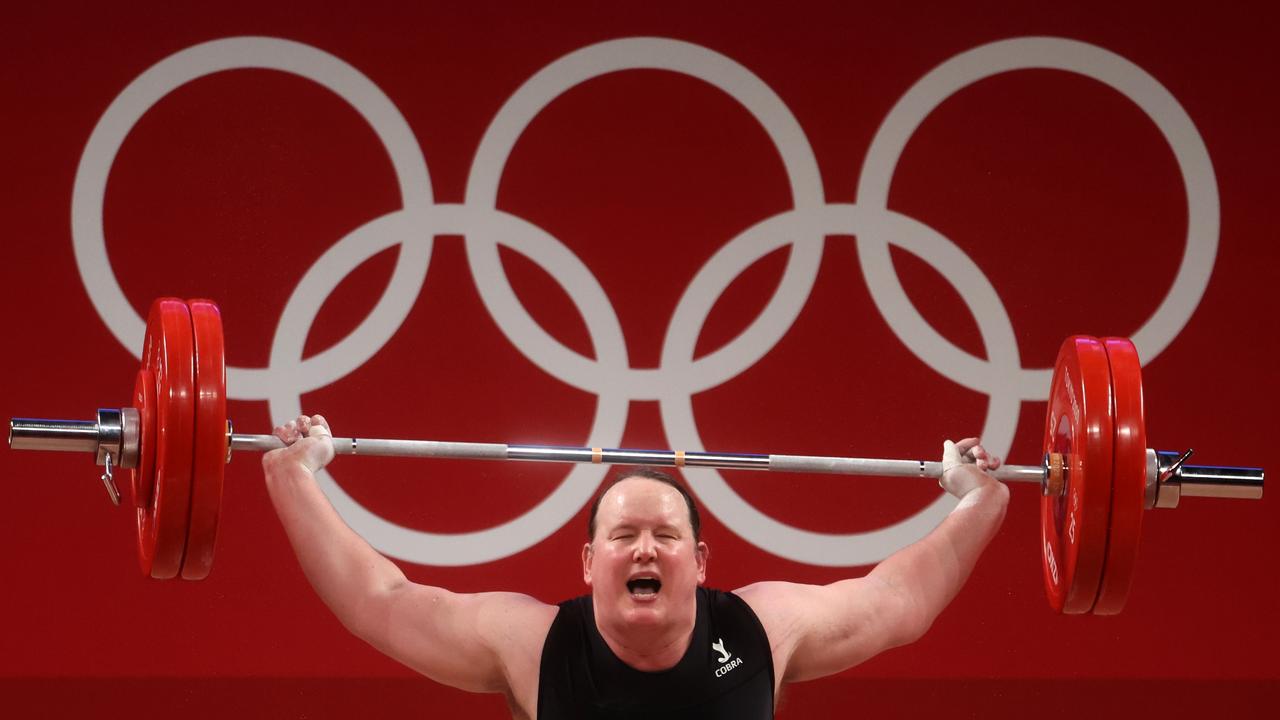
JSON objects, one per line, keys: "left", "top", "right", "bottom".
{"left": 712, "top": 638, "right": 731, "bottom": 663}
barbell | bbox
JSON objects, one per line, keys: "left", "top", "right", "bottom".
{"left": 7, "top": 298, "right": 1265, "bottom": 615}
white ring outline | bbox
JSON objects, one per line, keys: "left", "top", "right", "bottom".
{"left": 265, "top": 206, "right": 628, "bottom": 565}
{"left": 70, "top": 36, "right": 436, "bottom": 400}
{"left": 660, "top": 204, "right": 1020, "bottom": 565}
{"left": 857, "top": 37, "right": 1218, "bottom": 400}
{"left": 464, "top": 37, "right": 826, "bottom": 399}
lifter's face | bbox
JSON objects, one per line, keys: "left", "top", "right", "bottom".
{"left": 583, "top": 477, "right": 708, "bottom": 629}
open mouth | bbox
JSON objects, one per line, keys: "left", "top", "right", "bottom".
{"left": 626, "top": 578, "right": 662, "bottom": 597}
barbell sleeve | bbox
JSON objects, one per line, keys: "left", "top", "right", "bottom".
{"left": 10, "top": 418, "right": 100, "bottom": 453}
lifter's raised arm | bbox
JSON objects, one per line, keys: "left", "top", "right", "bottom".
{"left": 737, "top": 438, "right": 1009, "bottom": 685}
{"left": 262, "top": 415, "right": 554, "bottom": 703}
{"left": 864, "top": 438, "right": 1009, "bottom": 634}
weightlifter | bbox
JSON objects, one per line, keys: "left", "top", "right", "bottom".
{"left": 263, "top": 414, "right": 1007, "bottom": 719}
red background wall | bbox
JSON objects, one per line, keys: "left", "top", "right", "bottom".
{"left": 3, "top": 1, "right": 1276, "bottom": 717}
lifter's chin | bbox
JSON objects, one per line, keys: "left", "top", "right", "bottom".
{"left": 618, "top": 596, "right": 666, "bottom": 623}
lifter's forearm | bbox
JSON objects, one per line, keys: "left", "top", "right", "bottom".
{"left": 263, "top": 457, "right": 407, "bottom": 633}
{"left": 869, "top": 480, "right": 1009, "bottom": 635}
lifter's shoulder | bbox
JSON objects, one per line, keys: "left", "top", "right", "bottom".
{"left": 733, "top": 579, "right": 864, "bottom": 687}
{"left": 471, "top": 592, "right": 558, "bottom": 717}
{"left": 734, "top": 580, "right": 818, "bottom": 618}
{"left": 376, "top": 585, "right": 556, "bottom": 707}
{"left": 473, "top": 591, "right": 559, "bottom": 647}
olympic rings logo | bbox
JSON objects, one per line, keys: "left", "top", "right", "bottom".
{"left": 70, "top": 36, "right": 1218, "bottom": 567}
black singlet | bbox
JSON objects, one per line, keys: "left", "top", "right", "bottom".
{"left": 536, "top": 587, "right": 774, "bottom": 719}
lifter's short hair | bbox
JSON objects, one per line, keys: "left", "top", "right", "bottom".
{"left": 586, "top": 466, "right": 702, "bottom": 542}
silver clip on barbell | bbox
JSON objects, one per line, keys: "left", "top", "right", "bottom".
{"left": 9, "top": 409, "right": 1264, "bottom": 509}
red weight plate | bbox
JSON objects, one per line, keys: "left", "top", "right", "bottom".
{"left": 131, "top": 369, "right": 156, "bottom": 510}
{"left": 181, "top": 299, "right": 227, "bottom": 580}
{"left": 1041, "top": 336, "right": 1114, "bottom": 614}
{"left": 1092, "top": 337, "right": 1147, "bottom": 615}
{"left": 135, "top": 298, "right": 195, "bottom": 580}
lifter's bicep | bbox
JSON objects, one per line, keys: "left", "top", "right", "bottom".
{"left": 363, "top": 584, "right": 555, "bottom": 694}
